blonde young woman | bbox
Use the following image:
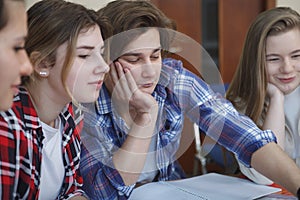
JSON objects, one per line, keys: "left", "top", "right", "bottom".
{"left": 227, "top": 7, "right": 300, "bottom": 186}
{"left": 0, "top": 0, "right": 32, "bottom": 111}
{"left": 0, "top": 0, "right": 110, "bottom": 199}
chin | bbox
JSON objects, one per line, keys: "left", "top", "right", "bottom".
{"left": 80, "top": 98, "right": 98, "bottom": 104}
{"left": 142, "top": 89, "right": 154, "bottom": 94}
{"left": 282, "top": 88, "right": 296, "bottom": 95}
{"left": 0, "top": 99, "right": 13, "bottom": 111}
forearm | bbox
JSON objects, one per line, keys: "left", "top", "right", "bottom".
{"left": 251, "top": 142, "right": 300, "bottom": 196}
{"left": 69, "top": 196, "right": 88, "bottom": 200}
{"left": 113, "top": 108, "right": 158, "bottom": 185}
{"left": 237, "top": 157, "right": 273, "bottom": 185}
{"left": 80, "top": 145, "right": 133, "bottom": 199}
{"left": 263, "top": 95, "right": 285, "bottom": 147}
{"left": 113, "top": 136, "right": 152, "bottom": 185}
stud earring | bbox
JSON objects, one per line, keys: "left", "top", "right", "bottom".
{"left": 39, "top": 71, "right": 48, "bottom": 77}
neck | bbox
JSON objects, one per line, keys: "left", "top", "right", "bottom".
{"left": 26, "top": 81, "right": 69, "bottom": 127}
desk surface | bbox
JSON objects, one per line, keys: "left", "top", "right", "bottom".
{"left": 259, "top": 187, "right": 296, "bottom": 200}
{"left": 130, "top": 173, "right": 296, "bottom": 200}
{"left": 240, "top": 175, "right": 297, "bottom": 199}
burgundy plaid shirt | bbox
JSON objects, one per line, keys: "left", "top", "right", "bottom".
{"left": 0, "top": 87, "right": 85, "bottom": 199}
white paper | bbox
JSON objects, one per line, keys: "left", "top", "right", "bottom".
{"left": 129, "top": 173, "right": 281, "bottom": 200}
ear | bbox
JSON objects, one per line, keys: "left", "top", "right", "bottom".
{"left": 30, "top": 51, "right": 51, "bottom": 78}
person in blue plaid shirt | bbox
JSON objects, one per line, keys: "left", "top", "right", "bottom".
{"left": 80, "top": 1, "right": 300, "bottom": 199}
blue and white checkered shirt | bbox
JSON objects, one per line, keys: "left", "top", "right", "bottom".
{"left": 80, "top": 58, "right": 276, "bottom": 200}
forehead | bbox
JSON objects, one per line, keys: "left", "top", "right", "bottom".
{"left": 0, "top": 1, "right": 26, "bottom": 36}
{"left": 122, "top": 28, "right": 161, "bottom": 54}
{"left": 76, "top": 25, "right": 103, "bottom": 47}
{"left": 266, "top": 28, "right": 300, "bottom": 52}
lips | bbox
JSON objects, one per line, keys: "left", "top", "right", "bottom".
{"left": 89, "top": 80, "right": 103, "bottom": 90}
{"left": 141, "top": 83, "right": 154, "bottom": 88}
{"left": 278, "top": 77, "right": 295, "bottom": 83}
{"left": 11, "top": 85, "right": 19, "bottom": 94}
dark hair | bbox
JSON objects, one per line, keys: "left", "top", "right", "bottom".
{"left": 0, "top": 0, "right": 5, "bottom": 29}
{"left": 99, "top": 0, "right": 176, "bottom": 60}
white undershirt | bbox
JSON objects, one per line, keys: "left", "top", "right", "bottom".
{"left": 39, "top": 118, "right": 64, "bottom": 200}
{"left": 137, "top": 135, "right": 158, "bottom": 183}
{"left": 284, "top": 86, "right": 300, "bottom": 159}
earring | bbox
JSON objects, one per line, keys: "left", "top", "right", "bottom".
{"left": 39, "top": 71, "right": 48, "bottom": 77}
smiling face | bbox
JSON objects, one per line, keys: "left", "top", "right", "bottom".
{"left": 0, "top": 0, "right": 32, "bottom": 111}
{"left": 50, "top": 25, "right": 109, "bottom": 104}
{"left": 266, "top": 28, "right": 300, "bottom": 95}
{"left": 117, "top": 28, "right": 162, "bottom": 94}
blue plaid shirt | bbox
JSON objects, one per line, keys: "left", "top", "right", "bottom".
{"left": 80, "top": 58, "right": 276, "bottom": 200}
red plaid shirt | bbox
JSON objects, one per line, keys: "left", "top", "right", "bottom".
{"left": 0, "top": 87, "right": 85, "bottom": 199}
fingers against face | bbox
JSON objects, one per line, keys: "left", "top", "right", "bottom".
{"left": 124, "top": 66, "right": 138, "bottom": 94}
{"left": 112, "top": 61, "right": 138, "bottom": 100}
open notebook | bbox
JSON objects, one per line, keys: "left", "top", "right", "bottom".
{"left": 129, "top": 173, "right": 282, "bottom": 200}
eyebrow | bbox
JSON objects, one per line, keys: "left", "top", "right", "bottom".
{"left": 266, "top": 54, "right": 278, "bottom": 57}
{"left": 76, "top": 45, "right": 105, "bottom": 50}
{"left": 15, "top": 35, "right": 27, "bottom": 42}
{"left": 267, "top": 49, "right": 300, "bottom": 56}
{"left": 122, "top": 47, "right": 162, "bottom": 56}
{"left": 77, "top": 45, "right": 95, "bottom": 50}
{"left": 291, "top": 49, "right": 300, "bottom": 54}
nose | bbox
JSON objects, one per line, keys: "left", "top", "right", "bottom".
{"left": 141, "top": 58, "right": 156, "bottom": 78}
{"left": 94, "top": 54, "right": 110, "bottom": 74}
{"left": 280, "top": 58, "right": 294, "bottom": 73}
{"left": 20, "top": 51, "right": 33, "bottom": 76}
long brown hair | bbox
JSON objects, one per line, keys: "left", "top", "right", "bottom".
{"left": 226, "top": 7, "right": 300, "bottom": 125}
{"left": 24, "top": 0, "right": 111, "bottom": 95}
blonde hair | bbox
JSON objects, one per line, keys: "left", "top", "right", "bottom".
{"left": 226, "top": 7, "right": 300, "bottom": 125}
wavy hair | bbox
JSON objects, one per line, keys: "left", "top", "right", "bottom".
{"left": 98, "top": 0, "right": 176, "bottom": 60}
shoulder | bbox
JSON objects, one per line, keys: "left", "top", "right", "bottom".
{"left": 5, "top": 87, "right": 39, "bottom": 128}
{"left": 161, "top": 58, "right": 208, "bottom": 90}
{"left": 160, "top": 58, "right": 188, "bottom": 83}
{"left": 0, "top": 88, "right": 41, "bottom": 137}
{"left": 13, "top": 87, "right": 36, "bottom": 111}
{"left": 162, "top": 58, "right": 184, "bottom": 72}
{"left": 162, "top": 57, "right": 200, "bottom": 79}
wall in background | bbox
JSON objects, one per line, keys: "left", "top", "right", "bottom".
{"left": 277, "top": 0, "right": 300, "bottom": 13}
{"left": 25, "top": 0, "right": 111, "bottom": 10}
{"left": 26, "top": 0, "right": 300, "bottom": 13}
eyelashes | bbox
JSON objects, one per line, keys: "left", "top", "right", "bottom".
{"left": 14, "top": 46, "right": 25, "bottom": 52}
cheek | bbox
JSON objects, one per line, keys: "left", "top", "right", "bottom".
{"left": 0, "top": 47, "right": 14, "bottom": 67}
{"left": 123, "top": 66, "right": 131, "bottom": 73}
{"left": 266, "top": 64, "right": 277, "bottom": 78}
{"left": 66, "top": 60, "right": 88, "bottom": 89}
{"left": 0, "top": 53, "right": 19, "bottom": 83}
{"left": 156, "top": 64, "right": 162, "bottom": 74}
{"left": 65, "top": 68, "right": 79, "bottom": 93}
{"left": 296, "top": 63, "right": 300, "bottom": 71}
{"left": 0, "top": 75, "right": 11, "bottom": 98}
{"left": 129, "top": 68, "right": 140, "bottom": 81}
